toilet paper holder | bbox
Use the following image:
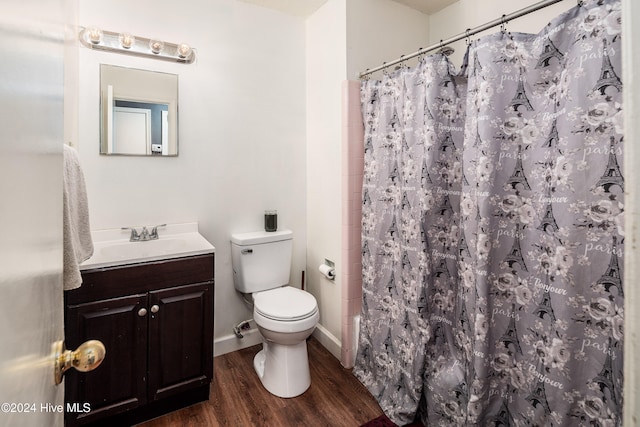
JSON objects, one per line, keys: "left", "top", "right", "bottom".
{"left": 319, "top": 259, "right": 335, "bottom": 281}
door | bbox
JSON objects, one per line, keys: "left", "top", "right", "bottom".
{"left": 0, "top": 1, "right": 66, "bottom": 427}
{"left": 148, "top": 283, "right": 213, "bottom": 401}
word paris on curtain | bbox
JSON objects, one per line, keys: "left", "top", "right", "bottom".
{"left": 354, "top": 0, "right": 623, "bottom": 426}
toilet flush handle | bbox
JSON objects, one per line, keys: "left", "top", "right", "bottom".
{"left": 241, "top": 248, "right": 253, "bottom": 254}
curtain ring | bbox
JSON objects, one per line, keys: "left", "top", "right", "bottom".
{"left": 465, "top": 28, "right": 471, "bottom": 46}
{"left": 577, "top": 0, "right": 584, "bottom": 6}
{"left": 500, "top": 14, "right": 508, "bottom": 33}
{"left": 398, "top": 54, "right": 407, "bottom": 70}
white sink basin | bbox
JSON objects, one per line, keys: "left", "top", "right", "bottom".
{"left": 81, "top": 223, "right": 215, "bottom": 270}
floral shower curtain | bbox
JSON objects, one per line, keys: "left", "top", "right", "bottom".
{"left": 354, "top": 1, "right": 624, "bottom": 426}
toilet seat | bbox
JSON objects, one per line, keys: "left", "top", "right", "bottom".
{"left": 254, "top": 286, "right": 318, "bottom": 321}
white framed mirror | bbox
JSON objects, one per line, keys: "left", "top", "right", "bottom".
{"left": 100, "top": 64, "right": 178, "bottom": 156}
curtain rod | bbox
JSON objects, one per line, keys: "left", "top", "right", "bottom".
{"left": 359, "top": 0, "right": 571, "bottom": 78}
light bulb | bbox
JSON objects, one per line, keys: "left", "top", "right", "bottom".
{"left": 177, "top": 43, "right": 192, "bottom": 59}
{"left": 85, "top": 26, "right": 103, "bottom": 45}
{"left": 118, "top": 33, "right": 135, "bottom": 49}
{"left": 149, "top": 39, "right": 164, "bottom": 54}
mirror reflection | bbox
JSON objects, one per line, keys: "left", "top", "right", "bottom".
{"left": 100, "top": 64, "right": 178, "bottom": 156}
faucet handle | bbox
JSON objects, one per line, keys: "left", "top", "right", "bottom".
{"left": 121, "top": 227, "right": 140, "bottom": 241}
{"left": 150, "top": 224, "right": 167, "bottom": 239}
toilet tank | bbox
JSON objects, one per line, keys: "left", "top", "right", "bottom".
{"left": 231, "top": 229, "right": 293, "bottom": 294}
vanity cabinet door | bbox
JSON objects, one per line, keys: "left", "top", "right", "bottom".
{"left": 65, "top": 294, "right": 149, "bottom": 425}
{"left": 147, "top": 282, "right": 213, "bottom": 401}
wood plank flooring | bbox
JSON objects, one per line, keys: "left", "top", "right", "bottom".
{"left": 138, "top": 337, "right": 384, "bottom": 427}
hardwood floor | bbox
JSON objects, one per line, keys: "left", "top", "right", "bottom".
{"left": 137, "top": 337, "right": 384, "bottom": 427}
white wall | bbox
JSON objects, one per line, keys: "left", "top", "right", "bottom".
{"left": 347, "top": 0, "right": 430, "bottom": 79}
{"left": 428, "top": 0, "right": 575, "bottom": 68}
{"left": 77, "top": 0, "right": 307, "bottom": 354}
{"left": 306, "top": 0, "right": 347, "bottom": 356}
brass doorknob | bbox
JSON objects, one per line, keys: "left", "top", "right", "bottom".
{"left": 54, "top": 340, "right": 106, "bottom": 385}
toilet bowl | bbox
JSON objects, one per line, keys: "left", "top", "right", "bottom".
{"left": 230, "top": 230, "right": 319, "bottom": 398}
{"left": 252, "top": 286, "right": 319, "bottom": 398}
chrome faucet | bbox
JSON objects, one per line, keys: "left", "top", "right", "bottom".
{"left": 150, "top": 224, "right": 166, "bottom": 239}
{"left": 122, "top": 227, "right": 140, "bottom": 241}
{"left": 139, "top": 227, "right": 151, "bottom": 241}
{"left": 122, "top": 224, "right": 166, "bottom": 242}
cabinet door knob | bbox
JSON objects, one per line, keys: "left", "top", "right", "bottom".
{"left": 151, "top": 304, "right": 160, "bottom": 313}
{"left": 138, "top": 308, "right": 148, "bottom": 317}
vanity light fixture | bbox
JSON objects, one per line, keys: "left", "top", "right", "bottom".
{"left": 177, "top": 43, "right": 192, "bottom": 59}
{"left": 79, "top": 26, "right": 196, "bottom": 64}
{"left": 118, "top": 32, "right": 135, "bottom": 49}
{"left": 149, "top": 39, "right": 164, "bottom": 54}
{"left": 85, "top": 26, "right": 103, "bottom": 44}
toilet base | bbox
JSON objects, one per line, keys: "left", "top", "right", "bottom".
{"left": 253, "top": 339, "right": 311, "bottom": 398}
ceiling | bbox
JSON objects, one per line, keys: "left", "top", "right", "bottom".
{"left": 391, "top": 0, "right": 458, "bottom": 15}
{"left": 236, "top": 0, "right": 328, "bottom": 17}
{"left": 237, "top": 0, "right": 458, "bottom": 18}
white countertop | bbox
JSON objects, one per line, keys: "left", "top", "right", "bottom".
{"left": 80, "top": 222, "right": 215, "bottom": 270}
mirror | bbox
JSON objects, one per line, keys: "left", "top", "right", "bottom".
{"left": 100, "top": 64, "right": 178, "bottom": 156}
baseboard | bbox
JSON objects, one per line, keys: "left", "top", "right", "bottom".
{"left": 312, "top": 323, "right": 342, "bottom": 360}
{"left": 214, "top": 324, "right": 342, "bottom": 360}
{"left": 214, "top": 328, "right": 262, "bottom": 357}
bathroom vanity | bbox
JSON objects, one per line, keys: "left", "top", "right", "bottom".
{"left": 64, "top": 224, "right": 214, "bottom": 426}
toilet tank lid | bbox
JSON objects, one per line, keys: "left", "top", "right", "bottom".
{"left": 231, "top": 229, "right": 292, "bottom": 245}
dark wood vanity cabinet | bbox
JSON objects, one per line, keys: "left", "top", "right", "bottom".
{"left": 64, "top": 254, "right": 214, "bottom": 426}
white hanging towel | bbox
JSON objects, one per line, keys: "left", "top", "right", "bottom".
{"left": 62, "top": 144, "right": 93, "bottom": 290}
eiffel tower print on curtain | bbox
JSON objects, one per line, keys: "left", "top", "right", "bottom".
{"left": 594, "top": 137, "right": 624, "bottom": 193}
{"left": 362, "top": 239, "right": 370, "bottom": 259}
{"left": 591, "top": 338, "right": 620, "bottom": 406}
{"left": 596, "top": 236, "right": 623, "bottom": 297}
{"left": 525, "top": 362, "right": 553, "bottom": 416}
{"left": 440, "top": 130, "right": 456, "bottom": 155}
{"left": 401, "top": 250, "right": 412, "bottom": 271}
{"left": 593, "top": 39, "right": 622, "bottom": 95}
{"left": 432, "top": 320, "right": 448, "bottom": 348}
{"left": 459, "top": 230, "right": 471, "bottom": 258}
{"left": 509, "top": 76, "right": 534, "bottom": 113}
{"left": 387, "top": 215, "right": 399, "bottom": 238}
{"left": 438, "top": 194, "right": 456, "bottom": 217}
{"left": 533, "top": 288, "right": 557, "bottom": 322}
{"left": 473, "top": 126, "right": 484, "bottom": 147}
{"left": 503, "top": 228, "right": 528, "bottom": 272}
{"left": 365, "top": 135, "right": 374, "bottom": 155}
{"left": 433, "top": 256, "right": 451, "bottom": 279}
{"left": 542, "top": 119, "right": 559, "bottom": 149}
{"left": 536, "top": 37, "right": 564, "bottom": 68}
{"left": 389, "top": 159, "right": 400, "bottom": 184}
{"left": 507, "top": 146, "right": 532, "bottom": 191}
{"left": 386, "top": 269, "right": 398, "bottom": 296}
{"left": 457, "top": 296, "right": 471, "bottom": 332}
{"left": 424, "top": 96, "right": 435, "bottom": 123}
{"left": 537, "top": 192, "right": 560, "bottom": 236}
{"left": 488, "top": 396, "right": 516, "bottom": 427}
{"left": 363, "top": 188, "right": 372, "bottom": 207}
{"left": 421, "top": 157, "right": 433, "bottom": 185}
{"left": 499, "top": 305, "right": 522, "bottom": 354}
{"left": 473, "top": 50, "right": 484, "bottom": 79}
{"left": 401, "top": 191, "right": 411, "bottom": 211}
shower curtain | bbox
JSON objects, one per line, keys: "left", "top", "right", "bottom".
{"left": 354, "top": 1, "right": 624, "bottom": 426}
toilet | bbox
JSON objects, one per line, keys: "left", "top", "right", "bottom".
{"left": 231, "top": 229, "right": 319, "bottom": 398}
